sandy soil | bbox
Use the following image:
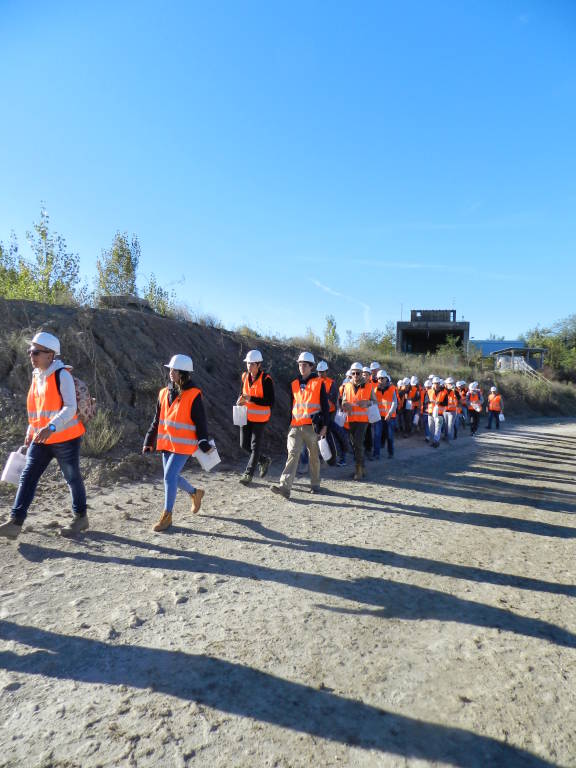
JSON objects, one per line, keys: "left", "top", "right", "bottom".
{"left": 1, "top": 421, "right": 576, "bottom": 768}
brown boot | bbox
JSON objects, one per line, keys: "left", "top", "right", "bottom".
{"left": 153, "top": 510, "right": 172, "bottom": 532}
{"left": 190, "top": 488, "right": 205, "bottom": 514}
{"left": 353, "top": 464, "right": 362, "bottom": 481}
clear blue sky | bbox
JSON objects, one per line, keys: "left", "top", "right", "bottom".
{"left": 1, "top": 0, "right": 575, "bottom": 342}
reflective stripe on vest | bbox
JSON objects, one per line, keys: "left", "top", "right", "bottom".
{"left": 430, "top": 388, "right": 448, "bottom": 415}
{"left": 156, "top": 387, "right": 200, "bottom": 454}
{"left": 468, "top": 392, "right": 481, "bottom": 411}
{"left": 343, "top": 382, "right": 371, "bottom": 424}
{"left": 375, "top": 385, "right": 397, "bottom": 418}
{"left": 445, "top": 390, "right": 459, "bottom": 412}
{"left": 291, "top": 377, "right": 323, "bottom": 426}
{"left": 242, "top": 372, "right": 271, "bottom": 422}
{"left": 488, "top": 394, "right": 502, "bottom": 412}
{"left": 27, "top": 370, "right": 85, "bottom": 444}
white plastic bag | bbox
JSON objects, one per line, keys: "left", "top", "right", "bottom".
{"left": 232, "top": 405, "right": 248, "bottom": 427}
{"left": 432, "top": 405, "right": 439, "bottom": 419}
{"left": 195, "top": 440, "right": 221, "bottom": 472}
{"left": 412, "top": 412, "right": 420, "bottom": 426}
{"left": 1, "top": 446, "right": 28, "bottom": 485}
{"left": 499, "top": 413, "right": 505, "bottom": 422}
{"left": 334, "top": 410, "right": 346, "bottom": 427}
{"left": 318, "top": 437, "right": 332, "bottom": 461}
{"left": 405, "top": 399, "right": 413, "bottom": 411}
{"left": 367, "top": 403, "right": 381, "bottom": 423}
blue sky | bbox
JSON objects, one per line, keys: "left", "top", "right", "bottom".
{"left": 1, "top": 0, "right": 575, "bottom": 342}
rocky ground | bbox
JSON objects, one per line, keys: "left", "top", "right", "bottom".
{"left": 1, "top": 421, "right": 576, "bottom": 768}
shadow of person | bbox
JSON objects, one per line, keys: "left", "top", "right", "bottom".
{"left": 0, "top": 620, "right": 556, "bottom": 767}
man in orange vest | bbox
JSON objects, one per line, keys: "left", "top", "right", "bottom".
{"left": 466, "top": 382, "right": 484, "bottom": 437}
{"left": 373, "top": 370, "right": 397, "bottom": 459}
{"left": 487, "top": 386, "right": 504, "bottom": 430}
{"left": 236, "top": 350, "right": 275, "bottom": 485}
{"left": 342, "top": 361, "right": 377, "bottom": 479}
{"left": 271, "top": 352, "right": 329, "bottom": 499}
{"left": 0, "top": 332, "right": 88, "bottom": 540}
{"left": 317, "top": 360, "right": 347, "bottom": 466}
{"left": 428, "top": 377, "right": 449, "bottom": 448}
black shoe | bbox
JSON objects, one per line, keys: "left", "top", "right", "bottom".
{"left": 258, "top": 456, "right": 271, "bottom": 478}
{"left": 239, "top": 472, "right": 253, "bottom": 486}
{"left": 309, "top": 486, "right": 322, "bottom": 494}
{"left": 271, "top": 485, "right": 290, "bottom": 500}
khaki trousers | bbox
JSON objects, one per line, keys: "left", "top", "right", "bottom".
{"left": 279, "top": 425, "right": 320, "bottom": 490}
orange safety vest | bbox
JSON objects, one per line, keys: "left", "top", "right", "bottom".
{"left": 468, "top": 391, "right": 482, "bottom": 412}
{"left": 291, "top": 377, "right": 324, "bottom": 427}
{"left": 156, "top": 387, "right": 200, "bottom": 454}
{"left": 242, "top": 371, "right": 272, "bottom": 423}
{"left": 320, "top": 376, "right": 336, "bottom": 413}
{"left": 343, "top": 382, "right": 372, "bottom": 425}
{"left": 430, "top": 388, "right": 448, "bottom": 415}
{"left": 375, "top": 385, "right": 397, "bottom": 419}
{"left": 488, "top": 393, "right": 502, "bottom": 412}
{"left": 457, "top": 388, "right": 468, "bottom": 413}
{"left": 426, "top": 387, "right": 435, "bottom": 414}
{"left": 445, "top": 389, "right": 459, "bottom": 412}
{"left": 27, "top": 370, "right": 85, "bottom": 444}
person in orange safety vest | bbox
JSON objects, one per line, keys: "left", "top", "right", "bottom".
{"left": 486, "top": 386, "right": 504, "bottom": 430}
{"left": 0, "top": 331, "right": 88, "bottom": 541}
{"left": 236, "top": 349, "right": 275, "bottom": 485}
{"left": 342, "top": 362, "right": 377, "bottom": 480}
{"left": 143, "top": 354, "right": 213, "bottom": 532}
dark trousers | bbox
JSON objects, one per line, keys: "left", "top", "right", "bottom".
{"left": 382, "top": 418, "right": 395, "bottom": 456}
{"left": 469, "top": 410, "right": 480, "bottom": 435}
{"left": 11, "top": 437, "right": 87, "bottom": 523}
{"left": 348, "top": 422, "right": 368, "bottom": 465}
{"left": 240, "top": 421, "right": 268, "bottom": 475}
{"left": 330, "top": 419, "right": 348, "bottom": 460}
{"left": 487, "top": 411, "right": 501, "bottom": 430}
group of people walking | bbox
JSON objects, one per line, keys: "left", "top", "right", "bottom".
{"left": 0, "top": 335, "right": 504, "bottom": 540}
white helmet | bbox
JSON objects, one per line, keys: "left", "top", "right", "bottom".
{"left": 490, "top": 386, "right": 497, "bottom": 392}
{"left": 29, "top": 331, "right": 60, "bottom": 355}
{"left": 432, "top": 376, "right": 441, "bottom": 384}
{"left": 369, "top": 361, "right": 380, "bottom": 371}
{"left": 377, "top": 369, "right": 389, "bottom": 380}
{"left": 350, "top": 362, "right": 363, "bottom": 371}
{"left": 456, "top": 380, "right": 466, "bottom": 388}
{"left": 363, "top": 366, "right": 371, "bottom": 373}
{"left": 165, "top": 354, "right": 193, "bottom": 372}
{"left": 470, "top": 381, "right": 479, "bottom": 390}
{"left": 297, "top": 351, "right": 315, "bottom": 364}
{"left": 403, "top": 377, "right": 410, "bottom": 386}
{"left": 445, "top": 376, "right": 455, "bottom": 385}
{"left": 424, "top": 378, "right": 432, "bottom": 387}
{"left": 397, "top": 379, "right": 404, "bottom": 387}
{"left": 244, "top": 349, "right": 263, "bottom": 363}
{"left": 410, "top": 375, "right": 419, "bottom": 385}
{"left": 428, "top": 373, "right": 436, "bottom": 381}
{"left": 317, "top": 360, "right": 329, "bottom": 371}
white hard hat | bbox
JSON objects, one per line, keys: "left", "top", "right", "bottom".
{"left": 470, "top": 381, "right": 479, "bottom": 390}
{"left": 165, "top": 354, "right": 194, "bottom": 372}
{"left": 428, "top": 373, "right": 436, "bottom": 380}
{"left": 346, "top": 369, "right": 353, "bottom": 376}
{"left": 317, "top": 360, "right": 329, "bottom": 371}
{"left": 432, "top": 376, "right": 441, "bottom": 384}
{"left": 445, "top": 377, "right": 455, "bottom": 385}
{"left": 397, "top": 379, "right": 404, "bottom": 387}
{"left": 410, "top": 376, "right": 419, "bottom": 385}
{"left": 403, "top": 377, "right": 410, "bottom": 385}
{"left": 297, "top": 351, "right": 315, "bottom": 364}
{"left": 350, "top": 362, "right": 363, "bottom": 371}
{"left": 369, "top": 361, "right": 380, "bottom": 371}
{"left": 244, "top": 349, "right": 263, "bottom": 363}
{"left": 456, "top": 380, "right": 466, "bottom": 388}
{"left": 490, "top": 386, "right": 497, "bottom": 392}
{"left": 378, "top": 369, "right": 389, "bottom": 379}
{"left": 424, "top": 379, "right": 432, "bottom": 387}
{"left": 29, "top": 331, "right": 60, "bottom": 355}
{"left": 363, "top": 366, "right": 371, "bottom": 373}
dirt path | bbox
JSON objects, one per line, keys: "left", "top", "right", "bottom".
{"left": 1, "top": 421, "right": 576, "bottom": 767}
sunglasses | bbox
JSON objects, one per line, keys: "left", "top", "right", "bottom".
{"left": 28, "top": 349, "right": 50, "bottom": 356}
{"left": 351, "top": 372, "right": 362, "bottom": 376}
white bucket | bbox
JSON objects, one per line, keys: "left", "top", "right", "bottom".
{"left": 232, "top": 405, "right": 248, "bottom": 427}
{"left": 1, "top": 446, "right": 28, "bottom": 485}
{"left": 318, "top": 437, "right": 332, "bottom": 461}
{"left": 499, "top": 413, "right": 505, "bottom": 422}
{"left": 412, "top": 412, "right": 420, "bottom": 426}
{"left": 195, "top": 440, "right": 221, "bottom": 472}
{"left": 334, "top": 410, "right": 346, "bottom": 427}
{"left": 367, "top": 404, "right": 381, "bottom": 423}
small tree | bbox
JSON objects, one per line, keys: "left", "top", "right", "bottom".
{"left": 25, "top": 207, "right": 81, "bottom": 303}
{"left": 97, "top": 232, "right": 140, "bottom": 296}
{"left": 323, "top": 314, "right": 340, "bottom": 349}
{"left": 142, "top": 273, "right": 175, "bottom": 316}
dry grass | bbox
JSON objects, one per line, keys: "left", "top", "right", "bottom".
{"left": 82, "top": 409, "right": 125, "bottom": 457}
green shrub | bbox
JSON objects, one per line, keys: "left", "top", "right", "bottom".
{"left": 82, "top": 409, "right": 124, "bottom": 457}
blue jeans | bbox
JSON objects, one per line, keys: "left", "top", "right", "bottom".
{"left": 163, "top": 452, "right": 196, "bottom": 512}
{"left": 372, "top": 420, "right": 383, "bottom": 458}
{"left": 382, "top": 418, "right": 395, "bottom": 456}
{"left": 11, "top": 437, "right": 86, "bottom": 523}
{"left": 487, "top": 411, "right": 501, "bottom": 429}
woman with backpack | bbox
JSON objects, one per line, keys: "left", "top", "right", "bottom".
{"left": 143, "top": 354, "right": 213, "bottom": 532}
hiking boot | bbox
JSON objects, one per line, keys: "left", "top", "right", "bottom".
{"left": 353, "top": 464, "right": 362, "bottom": 481}
{"left": 309, "top": 486, "right": 321, "bottom": 494}
{"left": 271, "top": 485, "right": 290, "bottom": 500}
{"left": 239, "top": 472, "right": 253, "bottom": 486}
{"left": 0, "top": 519, "right": 22, "bottom": 540}
{"left": 153, "top": 510, "right": 172, "bottom": 532}
{"left": 258, "top": 456, "right": 271, "bottom": 478}
{"left": 60, "top": 515, "right": 89, "bottom": 537}
{"left": 190, "top": 489, "right": 205, "bottom": 514}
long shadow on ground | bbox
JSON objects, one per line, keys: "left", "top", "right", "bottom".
{"left": 0, "top": 620, "right": 558, "bottom": 767}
